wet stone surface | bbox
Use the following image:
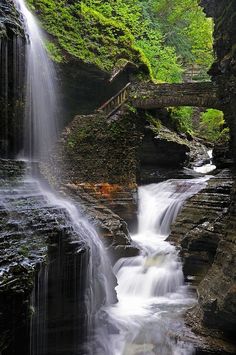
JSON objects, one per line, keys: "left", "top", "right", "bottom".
{"left": 0, "top": 160, "right": 88, "bottom": 354}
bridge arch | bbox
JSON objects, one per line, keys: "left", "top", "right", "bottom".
{"left": 131, "top": 82, "right": 220, "bottom": 110}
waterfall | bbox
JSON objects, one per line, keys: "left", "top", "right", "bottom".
{"left": 14, "top": 0, "right": 58, "bottom": 160}
{"left": 101, "top": 177, "right": 209, "bottom": 355}
{"left": 193, "top": 150, "right": 216, "bottom": 174}
{"left": 11, "top": 1, "right": 115, "bottom": 354}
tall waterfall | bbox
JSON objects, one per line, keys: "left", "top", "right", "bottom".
{"left": 12, "top": 1, "right": 115, "bottom": 354}
{"left": 14, "top": 0, "right": 58, "bottom": 160}
{"left": 101, "top": 177, "right": 209, "bottom": 355}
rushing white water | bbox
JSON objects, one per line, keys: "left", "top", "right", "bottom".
{"left": 194, "top": 150, "right": 216, "bottom": 174}
{"left": 103, "top": 177, "right": 210, "bottom": 355}
{"left": 14, "top": 0, "right": 58, "bottom": 160}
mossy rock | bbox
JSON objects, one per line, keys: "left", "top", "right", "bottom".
{"left": 26, "top": 0, "right": 150, "bottom": 75}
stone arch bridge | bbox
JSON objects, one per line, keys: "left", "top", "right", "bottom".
{"left": 131, "top": 82, "right": 220, "bottom": 110}
{"left": 99, "top": 81, "right": 220, "bottom": 117}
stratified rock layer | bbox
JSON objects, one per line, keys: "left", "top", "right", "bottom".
{"left": 169, "top": 169, "right": 236, "bottom": 352}
{"left": 0, "top": 160, "right": 90, "bottom": 355}
{"left": 0, "top": 0, "right": 25, "bottom": 157}
{"left": 169, "top": 170, "right": 233, "bottom": 283}
{"left": 202, "top": 0, "right": 236, "bottom": 160}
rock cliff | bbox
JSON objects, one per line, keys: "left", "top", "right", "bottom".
{"left": 202, "top": 0, "right": 236, "bottom": 160}
{"left": 0, "top": 160, "right": 91, "bottom": 355}
{"left": 178, "top": 0, "right": 236, "bottom": 349}
{"left": 0, "top": 0, "right": 25, "bottom": 157}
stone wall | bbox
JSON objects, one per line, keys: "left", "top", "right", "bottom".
{"left": 0, "top": 0, "right": 26, "bottom": 157}
{"left": 169, "top": 170, "right": 236, "bottom": 353}
{"left": 0, "top": 160, "right": 92, "bottom": 355}
{"left": 202, "top": 0, "right": 236, "bottom": 160}
{"left": 178, "top": 1, "right": 236, "bottom": 347}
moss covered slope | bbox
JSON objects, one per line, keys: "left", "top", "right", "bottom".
{"left": 26, "top": 0, "right": 150, "bottom": 73}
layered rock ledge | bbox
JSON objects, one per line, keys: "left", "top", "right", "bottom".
{"left": 0, "top": 160, "right": 90, "bottom": 355}
{"left": 169, "top": 169, "right": 236, "bottom": 353}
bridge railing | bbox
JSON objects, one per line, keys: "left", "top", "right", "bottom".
{"left": 98, "top": 82, "right": 131, "bottom": 118}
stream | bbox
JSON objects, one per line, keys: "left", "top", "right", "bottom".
{"left": 99, "top": 177, "right": 210, "bottom": 355}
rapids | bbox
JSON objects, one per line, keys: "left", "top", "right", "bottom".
{"left": 102, "top": 178, "right": 210, "bottom": 355}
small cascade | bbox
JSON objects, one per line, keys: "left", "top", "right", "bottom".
{"left": 193, "top": 149, "right": 216, "bottom": 174}
{"left": 102, "top": 177, "right": 210, "bottom": 355}
{"left": 30, "top": 266, "right": 48, "bottom": 355}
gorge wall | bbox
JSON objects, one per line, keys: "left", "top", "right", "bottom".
{"left": 167, "top": 1, "right": 236, "bottom": 350}
{"left": 202, "top": 0, "right": 236, "bottom": 160}
{"left": 0, "top": 0, "right": 25, "bottom": 157}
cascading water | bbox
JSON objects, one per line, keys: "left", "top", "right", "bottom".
{"left": 12, "top": 1, "right": 115, "bottom": 354}
{"left": 193, "top": 150, "right": 216, "bottom": 174}
{"left": 14, "top": 0, "right": 58, "bottom": 160}
{"left": 101, "top": 177, "right": 210, "bottom": 355}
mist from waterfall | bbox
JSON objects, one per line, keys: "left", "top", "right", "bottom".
{"left": 14, "top": 0, "right": 58, "bottom": 161}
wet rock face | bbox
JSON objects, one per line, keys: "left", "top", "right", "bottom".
{"left": 168, "top": 170, "right": 233, "bottom": 283}
{"left": 139, "top": 127, "right": 189, "bottom": 169}
{"left": 0, "top": 160, "right": 90, "bottom": 355}
{"left": 58, "top": 60, "right": 131, "bottom": 126}
{"left": 169, "top": 169, "right": 236, "bottom": 350}
{"left": 43, "top": 108, "right": 143, "bottom": 236}
{"left": 188, "top": 177, "right": 236, "bottom": 341}
{"left": 0, "top": 0, "right": 24, "bottom": 38}
{"left": 0, "top": 0, "right": 26, "bottom": 158}
{"left": 202, "top": 0, "right": 236, "bottom": 160}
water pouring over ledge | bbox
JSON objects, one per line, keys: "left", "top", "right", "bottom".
{"left": 14, "top": 0, "right": 58, "bottom": 161}
{"left": 12, "top": 1, "right": 116, "bottom": 354}
{"left": 101, "top": 177, "right": 210, "bottom": 355}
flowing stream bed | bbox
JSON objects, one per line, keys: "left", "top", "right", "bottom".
{"left": 101, "top": 177, "right": 210, "bottom": 355}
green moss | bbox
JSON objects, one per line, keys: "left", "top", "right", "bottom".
{"left": 18, "top": 245, "right": 30, "bottom": 257}
{"left": 44, "top": 40, "right": 63, "bottom": 63}
{"left": 145, "top": 113, "right": 162, "bottom": 134}
{"left": 25, "top": 0, "right": 212, "bottom": 81}
{"left": 61, "top": 109, "right": 143, "bottom": 184}
{"left": 26, "top": 0, "right": 150, "bottom": 73}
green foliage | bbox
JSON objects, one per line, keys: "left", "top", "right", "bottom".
{"left": 44, "top": 41, "right": 63, "bottom": 63}
{"left": 170, "top": 107, "right": 194, "bottom": 134}
{"left": 141, "top": 0, "right": 214, "bottom": 79}
{"left": 136, "top": 30, "right": 183, "bottom": 83}
{"left": 26, "top": 0, "right": 148, "bottom": 72}
{"left": 198, "top": 109, "right": 228, "bottom": 142}
{"left": 26, "top": 0, "right": 213, "bottom": 82}
{"left": 144, "top": 113, "right": 162, "bottom": 134}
